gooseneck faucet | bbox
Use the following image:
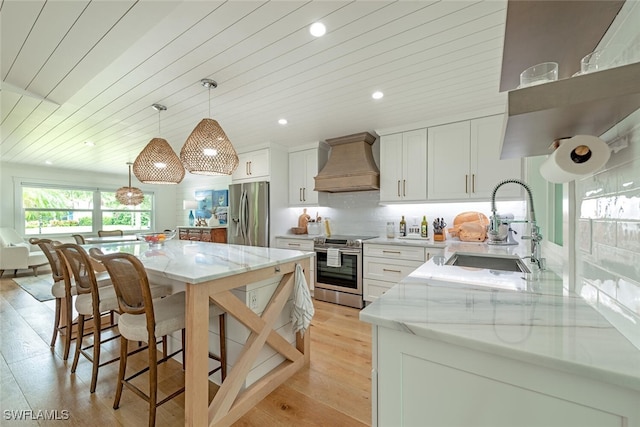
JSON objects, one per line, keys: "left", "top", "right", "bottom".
{"left": 489, "top": 179, "right": 544, "bottom": 269}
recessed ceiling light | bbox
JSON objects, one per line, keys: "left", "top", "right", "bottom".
{"left": 309, "top": 22, "right": 326, "bottom": 37}
{"left": 45, "top": 160, "right": 53, "bottom": 165}
{"left": 278, "top": 118, "right": 288, "bottom": 125}
{"left": 84, "top": 141, "right": 95, "bottom": 147}
{"left": 372, "top": 91, "right": 384, "bottom": 100}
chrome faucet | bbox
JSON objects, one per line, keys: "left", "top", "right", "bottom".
{"left": 489, "top": 179, "right": 545, "bottom": 270}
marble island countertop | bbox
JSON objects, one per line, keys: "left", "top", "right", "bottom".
{"left": 360, "top": 244, "right": 640, "bottom": 393}
{"left": 86, "top": 239, "right": 312, "bottom": 284}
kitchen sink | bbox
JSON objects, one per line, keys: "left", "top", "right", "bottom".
{"left": 445, "top": 252, "right": 531, "bottom": 273}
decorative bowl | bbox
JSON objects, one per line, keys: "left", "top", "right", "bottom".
{"left": 136, "top": 230, "right": 176, "bottom": 246}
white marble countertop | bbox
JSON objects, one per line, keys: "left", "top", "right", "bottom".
{"left": 85, "top": 239, "right": 312, "bottom": 284}
{"left": 360, "top": 244, "right": 640, "bottom": 392}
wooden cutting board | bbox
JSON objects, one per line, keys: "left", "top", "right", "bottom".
{"left": 449, "top": 211, "right": 490, "bottom": 241}
{"left": 453, "top": 211, "right": 489, "bottom": 228}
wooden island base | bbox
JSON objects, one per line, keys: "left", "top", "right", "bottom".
{"left": 186, "top": 258, "right": 311, "bottom": 427}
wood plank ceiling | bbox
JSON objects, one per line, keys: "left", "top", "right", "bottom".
{"left": 1, "top": 0, "right": 508, "bottom": 176}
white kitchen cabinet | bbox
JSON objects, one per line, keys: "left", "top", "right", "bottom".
{"left": 428, "top": 115, "right": 522, "bottom": 200}
{"left": 232, "top": 148, "right": 270, "bottom": 182}
{"left": 363, "top": 244, "right": 425, "bottom": 302}
{"left": 275, "top": 237, "right": 315, "bottom": 292}
{"left": 379, "top": 129, "right": 427, "bottom": 202}
{"left": 288, "top": 145, "right": 329, "bottom": 207}
{"left": 373, "top": 325, "right": 638, "bottom": 427}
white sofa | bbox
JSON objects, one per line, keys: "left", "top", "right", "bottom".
{"left": 0, "top": 227, "right": 48, "bottom": 278}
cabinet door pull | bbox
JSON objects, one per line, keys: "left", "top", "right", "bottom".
{"left": 249, "top": 161, "right": 252, "bottom": 175}
{"left": 299, "top": 188, "right": 303, "bottom": 202}
{"left": 288, "top": 243, "right": 301, "bottom": 247}
{"left": 383, "top": 268, "right": 402, "bottom": 274}
{"left": 246, "top": 162, "right": 249, "bottom": 175}
{"left": 465, "top": 174, "right": 468, "bottom": 193}
{"left": 403, "top": 179, "right": 406, "bottom": 197}
{"left": 472, "top": 174, "right": 475, "bottom": 193}
{"left": 397, "top": 180, "right": 401, "bottom": 197}
{"left": 382, "top": 250, "right": 402, "bottom": 255}
{"left": 303, "top": 187, "right": 306, "bottom": 202}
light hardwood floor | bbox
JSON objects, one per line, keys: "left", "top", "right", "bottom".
{"left": 0, "top": 270, "right": 372, "bottom": 426}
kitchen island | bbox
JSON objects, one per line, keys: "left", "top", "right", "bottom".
{"left": 87, "top": 239, "right": 313, "bottom": 427}
{"left": 360, "top": 245, "right": 640, "bottom": 427}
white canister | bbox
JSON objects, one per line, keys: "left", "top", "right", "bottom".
{"left": 307, "top": 222, "right": 322, "bottom": 235}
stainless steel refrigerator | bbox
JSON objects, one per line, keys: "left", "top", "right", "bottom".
{"left": 227, "top": 181, "right": 270, "bottom": 247}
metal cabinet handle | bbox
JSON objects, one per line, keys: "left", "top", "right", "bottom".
{"left": 303, "top": 187, "right": 306, "bottom": 201}
{"left": 288, "top": 243, "right": 301, "bottom": 247}
{"left": 382, "top": 250, "right": 401, "bottom": 254}
{"left": 465, "top": 174, "right": 468, "bottom": 193}
{"left": 403, "top": 180, "right": 406, "bottom": 197}
{"left": 472, "top": 174, "right": 475, "bottom": 193}
{"left": 248, "top": 161, "right": 252, "bottom": 175}
{"left": 397, "top": 180, "right": 401, "bottom": 197}
{"left": 383, "top": 268, "right": 402, "bottom": 274}
{"left": 246, "top": 162, "right": 249, "bottom": 175}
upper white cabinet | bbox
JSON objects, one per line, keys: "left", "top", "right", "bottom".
{"left": 379, "top": 129, "right": 427, "bottom": 202}
{"left": 232, "top": 148, "right": 270, "bottom": 182}
{"left": 428, "top": 115, "right": 522, "bottom": 200}
{"left": 288, "top": 145, "right": 329, "bottom": 206}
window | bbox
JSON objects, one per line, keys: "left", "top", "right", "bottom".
{"left": 22, "top": 185, "right": 153, "bottom": 236}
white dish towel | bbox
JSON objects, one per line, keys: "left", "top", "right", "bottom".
{"left": 291, "top": 264, "right": 314, "bottom": 336}
{"left": 326, "top": 248, "right": 342, "bottom": 267}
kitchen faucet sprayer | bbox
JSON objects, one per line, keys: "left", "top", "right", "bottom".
{"left": 489, "top": 179, "right": 544, "bottom": 270}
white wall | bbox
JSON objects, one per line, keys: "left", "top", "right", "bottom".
{"left": 575, "top": 108, "right": 640, "bottom": 349}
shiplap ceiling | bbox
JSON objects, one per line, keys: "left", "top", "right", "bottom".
{"left": 1, "top": 0, "right": 508, "bottom": 178}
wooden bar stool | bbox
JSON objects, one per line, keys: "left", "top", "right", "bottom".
{"left": 29, "top": 238, "right": 77, "bottom": 359}
{"left": 90, "top": 248, "right": 227, "bottom": 427}
{"left": 56, "top": 243, "right": 170, "bottom": 393}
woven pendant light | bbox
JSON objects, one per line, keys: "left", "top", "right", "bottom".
{"left": 133, "top": 104, "right": 185, "bottom": 184}
{"left": 180, "top": 79, "right": 239, "bottom": 175}
{"left": 116, "top": 163, "right": 144, "bottom": 206}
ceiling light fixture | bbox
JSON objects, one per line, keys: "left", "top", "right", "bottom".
{"left": 278, "top": 118, "right": 288, "bottom": 125}
{"left": 180, "top": 79, "right": 239, "bottom": 175}
{"left": 133, "top": 104, "right": 185, "bottom": 184}
{"left": 309, "top": 22, "right": 326, "bottom": 37}
{"left": 84, "top": 141, "right": 95, "bottom": 147}
{"left": 372, "top": 91, "right": 384, "bottom": 100}
{"left": 116, "top": 162, "right": 144, "bottom": 206}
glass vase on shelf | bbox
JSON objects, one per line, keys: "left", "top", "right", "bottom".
{"left": 188, "top": 210, "right": 195, "bottom": 226}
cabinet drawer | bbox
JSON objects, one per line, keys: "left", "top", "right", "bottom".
{"left": 363, "top": 256, "right": 423, "bottom": 282}
{"left": 363, "top": 278, "right": 394, "bottom": 302}
{"left": 425, "top": 247, "right": 444, "bottom": 261}
{"left": 364, "top": 244, "right": 425, "bottom": 262}
{"left": 275, "top": 238, "right": 314, "bottom": 251}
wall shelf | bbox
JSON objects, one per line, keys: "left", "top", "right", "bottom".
{"left": 502, "top": 62, "right": 640, "bottom": 159}
{"left": 498, "top": 0, "right": 639, "bottom": 159}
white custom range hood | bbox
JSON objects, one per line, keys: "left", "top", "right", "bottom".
{"left": 314, "top": 132, "right": 380, "bottom": 193}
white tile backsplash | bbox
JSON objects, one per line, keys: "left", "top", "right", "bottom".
{"left": 575, "top": 108, "right": 640, "bottom": 349}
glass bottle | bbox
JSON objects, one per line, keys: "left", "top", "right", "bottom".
{"left": 399, "top": 216, "right": 406, "bottom": 237}
{"left": 188, "top": 210, "right": 195, "bottom": 226}
{"left": 421, "top": 215, "right": 428, "bottom": 238}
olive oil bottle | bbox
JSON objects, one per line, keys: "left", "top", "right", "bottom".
{"left": 399, "top": 216, "right": 407, "bottom": 237}
{"left": 421, "top": 215, "right": 428, "bottom": 238}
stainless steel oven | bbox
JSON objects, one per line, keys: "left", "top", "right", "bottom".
{"left": 314, "top": 235, "right": 377, "bottom": 309}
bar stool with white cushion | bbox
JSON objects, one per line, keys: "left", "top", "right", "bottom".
{"left": 56, "top": 243, "right": 170, "bottom": 394}
{"left": 90, "top": 248, "right": 226, "bottom": 427}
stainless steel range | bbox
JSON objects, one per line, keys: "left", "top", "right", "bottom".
{"left": 313, "top": 234, "right": 377, "bottom": 309}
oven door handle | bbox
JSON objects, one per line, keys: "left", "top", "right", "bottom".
{"left": 314, "top": 247, "right": 361, "bottom": 255}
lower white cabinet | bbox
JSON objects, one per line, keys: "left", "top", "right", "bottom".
{"left": 373, "top": 325, "right": 639, "bottom": 427}
{"left": 275, "top": 237, "right": 314, "bottom": 292}
{"left": 363, "top": 244, "right": 443, "bottom": 302}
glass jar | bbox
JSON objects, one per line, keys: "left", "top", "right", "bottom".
{"left": 386, "top": 222, "right": 395, "bottom": 238}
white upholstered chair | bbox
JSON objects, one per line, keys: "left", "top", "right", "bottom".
{"left": 0, "top": 227, "right": 48, "bottom": 278}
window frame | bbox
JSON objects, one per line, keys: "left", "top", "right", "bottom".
{"left": 17, "top": 181, "right": 155, "bottom": 237}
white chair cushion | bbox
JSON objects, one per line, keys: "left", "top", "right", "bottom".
{"left": 50, "top": 273, "right": 110, "bottom": 299}
{"left": 118, "top": 291, "right": 186, "bottom": 342}
{"left": 51, "top": 280, "right": 77, "bottom": 298}
{"left": 75, "top": 282, "right": 171, "bottom": 315}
